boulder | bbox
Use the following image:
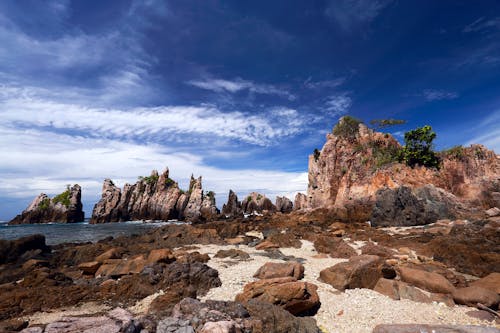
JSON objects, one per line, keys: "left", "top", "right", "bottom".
{"left": 314, "top": 235, "right": 357, "bottom": 259}
{"left": 235, "top": 277, "right": 320, "bottom": 316}
{"left": 0, "top": 234, "right": 49, "bottom": 264}
{"left": 452, "top": 286, "right": 500, "bottom": 308}
{"left": 470, "top": 273, "right": 500, "bottom": 294}
{"left": 360, "top": 243, "right": 396, "bottom": 258}
{"left": 95, "top": 256, "right": 147, "bottom": 278}
{"left": 22, "top": 308, "right": 141, "bottom": 333}
{"left": 374, "top": 278, "right": 454, "bottom": 306}
{"left": 319, "top": 255, "right": 383, "bottom": 291}
{"left": 214, "top": 249, "right": 250, "bottom": 260}
{"left": 398, "top": 267, "right": 455, "bottom": 294}
{"left": 253, "top": 261, "right": 305, "bottom": 280}
{"left": 9, "top": 185, "right": 84, "bottom": 225}
{"left": 275, "top": 196, "right": 293, "bottom": 213}
{"left": 221, "top": 190, "right": 243, "bottom": 217}
{"left": 78, "top": 261, "right": 101, "bottom": 275}
{"left": 147, "top": 248, "right": 175, "bottom": 264}
{"left": 95, "top": 248, "right": 123, "bottom": 262}
{"left": 485, "top": 207, "right": 500, "bottom": 217}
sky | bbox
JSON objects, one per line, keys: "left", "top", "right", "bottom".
{"left": 1, "top": 0, "right": 500, "bottom": 220}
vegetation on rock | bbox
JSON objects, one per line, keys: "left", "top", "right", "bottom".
{"left": 138, "top": 174, "right": 159, "bottom": 185}
{"left": 39, "top": 198, "right": 51, "bottom": 210}
{"left": 399, "top": 125, "right": 440, "bottom": 169}
{"left": 332, "top": 116, "right": 362, "bottom": 140}
{"left": 52, "top": 186, "right": 71, "bottom": 207}
{"left": 369, "top": 118, "right": 406, "bottom": 129}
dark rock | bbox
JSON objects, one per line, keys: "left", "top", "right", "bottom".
{"left": 0, "top": 234, "right": 49, "bottom": 264}
{"left": 276, "top": 196, "right": 293, "bottom": 213}
{"left": 9, "top": 185, "right": 84, "bottom": 225}
{"left": 371, "top": 185, "right": 456, "bottom": 227}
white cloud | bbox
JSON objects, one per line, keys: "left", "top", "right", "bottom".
{"left": 187, "top": 77, "right": 295, "bottom": 100}
{"left": 304, "top": 77, "right": 345, "bottom": 89}
{"left": 325, "top": 0, "right": 392, "bottom": 32}
{"left": 0, "top": 85, "right": 306, "bottom": 146}
{"left": 422, "top": 89, "right": 459, "bottom": 101}
{"left": 465, "top": 110, "right": 500, "bottom": 153}
{"left": 0, "top": 126, "right": 307, "bottom": 216}
{"left": 463, "top": 17, "right": 500, "bottom": 33}
{"left": 323, "top": 94, "right": 352, "bottom": 115}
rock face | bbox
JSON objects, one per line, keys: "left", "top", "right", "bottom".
{"left": 294, "top": 193, "right": 308, "bottom": 210}
{"left": 221, "top": 190, "right": 243, "bottom": 217}
{"left": 241, "top": 192, "right": 276, "bottom": 214}
{"left": 303, "top": 117, "right": 500, "bottom": 225}
{"left": 90, "top": 168, "right": 218, "bottom": 223}
{"left": 275, "top": 196, "right": 293, "bottom": 213}
{"left": 9, "top": 185, "right": 84, "bottom": 224}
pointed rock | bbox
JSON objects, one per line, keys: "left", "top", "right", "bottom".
{"left": 241, "top": 192, "right": 276, "bottom": 214}
{"left": 221, "top": 190, "right": 243, "bottom": 217}
{"left": 275, "top": 196, "right": 293, "bottom": 213}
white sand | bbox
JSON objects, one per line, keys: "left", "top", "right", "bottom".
{"left": 193, "top": 240, "right": 499, "bottom": 333}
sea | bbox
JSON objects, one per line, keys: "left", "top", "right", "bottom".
{"left": 0, "top": 219, "right": 179, "bottom": 245}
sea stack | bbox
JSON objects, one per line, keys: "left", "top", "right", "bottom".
{"left": 90, "top": 168, "right": 219, "bottom": 224}
{"left": 8, "top": 184, "right": 84, "bottom": 225}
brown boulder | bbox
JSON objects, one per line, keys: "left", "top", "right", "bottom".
{"left": 255, "top": 241, "right": 279, "bottom": 250}
{"left": 235, "top": 277, "right": 320, "bottom": 316}
{"left": 253, "top": 262, "right": 304, "bottom": 280}
{"left": 470, "top": 273, "right": 500, "bottom": 294}
{"left": 147, "top": 248, "right": 174, "bottom": 264}
{"left": 374, "top": 278, "right": 455, "bottom": 306}
{"left": 313, "top": 235, "right": 357, "bottom": 259}
{"left": 398, "top": 267, "right": 455, "bottom": 294}
{"left": 360, "top": 243, "right": 396, "bottom": 258}
{"left": 214, "top": 249, "right": 250, "bottom": 260}
{"left": 319, "top": 255, "right": 383, "bottom": 291}
{"left": 78, "top": 261, "right": 102, "bottom": 275}
{"left": 95, "top": 256, "right": 147, "bottom": 278}
{"left": 452, "top": 286, "right": 500, "bottom": 308}
{"left": 95, "top": 248, "right": 123, "bottom": 263}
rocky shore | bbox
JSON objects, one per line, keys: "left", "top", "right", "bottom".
{"left": 0, "top": 209, "right": 499, "bottom": 332}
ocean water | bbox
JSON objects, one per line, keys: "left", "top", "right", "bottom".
{"left": 0, "top": 219, "right": 178, "bottom": 245}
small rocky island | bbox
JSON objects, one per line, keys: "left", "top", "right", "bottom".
{"left": 8, "top": 185, "right": 84, "bottom": 225}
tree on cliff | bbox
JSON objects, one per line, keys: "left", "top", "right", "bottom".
{"left": 399, "top": 125, "right": 440, "bottom": 169}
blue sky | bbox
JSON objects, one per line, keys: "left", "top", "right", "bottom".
{"left": 1, "top": 0, "right": 499, "bottom": 220}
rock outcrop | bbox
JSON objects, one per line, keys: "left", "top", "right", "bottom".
{"left": 221, "top": 190, "right": 243, "bottom": 217}
{"left": 275, "top": 196, "right": 293, "bottom": 213}
{"left": 90, "top": 168, "right": 218, "bottom": 224}
{"left": 302, "top": 117, "right": 500, "bottom": 225}
{"left": 8, "top": 185, "right": 84, "bottom": 224}
{"left": 241, "top": 192, "right": 276, "bottom": 214}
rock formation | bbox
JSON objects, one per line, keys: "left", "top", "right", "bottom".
{"left": 302, "top": 117, "right": 500, "bottom": 225}
{"left": 8, "top": 185, "right": 84, "bottom": 224}
{"left": 294, "top": 193, "right": 307, "bottom": 210}
{"left": 241, "top": 192, "right": 276, "bottom": 214}
{"left": 275, "top": 196, "right": 293, "bottom": 213}
{"left": 221, "top": 190, "right": 243, "bottom": 217}
{"left": 90, "top": 168, "right": 218, "bottom": 224}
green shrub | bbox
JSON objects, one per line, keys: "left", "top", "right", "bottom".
{"left": 39, "top": 198, "right": 51, "bottom": 210}
{"left": 139, "top": 174, "right": 159, "bottom": 185}
{"left": 53, "top": 187, "right": 71, "bottom": 207}
{"left": 246, "top": 195, "right": 252, "bottom": 202}
{"left": 164, "top": 177, "right": 175, "bottom": 187}
{"left": 257, "top": 194, "right": 262, "bottom": 200}
{"left": 442, "top": 145, "right": 465, "bottom": 161}
{"left": 399, "top": 125, "right": 440, "bottom": 169}
{"left": 206, "top": 190, "right": 215, "bottom": 199}
{"left": 369, "top": 119, "right": 406, "bottom": 130}
{"left": 371, "top": 143, "right": 400, "bottom": 168}
{"left": 333, "top": 116, "right": 362, "bottom": 140}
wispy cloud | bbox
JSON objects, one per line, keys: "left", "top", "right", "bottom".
{"left": 325, "top": 0, "right": 392, "bottom": 32}
{"left": 0, "top": 85, "right": 306, "bottom": 146}
{"left": 422, "top": 89, "right": 459, "bottom": 101}
{"left": 322, "top": 94, "right": 352, "bottom": 115}
{"left": 187, "top": 77, "right": 295, "bottom": 100}
{"left": 463, "top": 17, "right": 500, "bottom": 33}
{"left": 303, "top": 77, "right": 345, "bottom": 89}
{"left": 465, "top": 109, "right": 500, "bottom": 153}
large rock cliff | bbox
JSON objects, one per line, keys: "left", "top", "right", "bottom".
{"left": 90, "top": 168, "right": 219, "bottom": 224}
{"left": 299, "top": 118, "right": 499, "bottom": 225}
{"left": 9, "top": 185, "right": 84, "bottom": 224}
